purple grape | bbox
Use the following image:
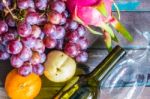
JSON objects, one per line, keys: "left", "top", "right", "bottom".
{"left": 26, "top": 12, "right": 40, "bottom": 25}
{"left": 0, "top": 36, "right": 2, "bottom": 44}
{"left": 37, "top": 14, "right": 47, "bottom": 25}
{"left": 30, "top": 52, "right": 41, "bottom": 65}
{"left": 0, "top": 20, "right": 8, "bottom": 35}
{"left": 21, "top": 37, "right": 36, "bottom": 48}
{"left": 35, "top": 0, "right": 48, "bottom": 10}
{"left": 48, "top": 11, "right": 62, "bottom": 25}
{"left": 62, "top": 11, "right": 69, "bottom": 18}
{"left": 67, "top": 20, "right": 78, "bottom": 31}
{"left": 39, "top": 32, "right": 45, "bottom": 40}
{"left": 78, "top": 37, "right": 88, "bottom": 50}
{"left": 76, "top": 51, "right": 88, "bottom": 63}
{"left": 6, "top": 14, "right": 16, "bottom": 27}
{"left": 77, "top": 25, "right": 87, "bottom": 37}
{"left": 7, "top": 40, "right": 23, "bottom": 54}
{"left": 2, "top": 32, "right": 16, "bottom": 42}
{"left": 39, "top": 53, "right": 46, "bottom": 63}
{"left": 44, "top": 36, "right": 57, "bottom": 49}
{"left": 56, "top": 39, "right": 64, "bottom": 50}
{"left": 60, "top": 15, "right": 66, "bottom": 25}
{"left": 28, "top": 0, "right": 35, "bottom": 8}
{"left": 51, "top": 1, "right": 66, "bottom": 13}
{"left": 32, "top": 64, "right": 44, "bottom": 75}
{"left": 19, "top": 46, "right": 32, "bottom": 61}
{"left": 32, "top": 39, "right": 45, "bottom": 53}
{"left": 10, "top": 55, "right": 24, "bottom": 68}
{"left": 18, "top": 62, "right": 32, "bottom": 76}
{"left": 27, "top": 7, "right": 36, "bottom": 13}
{"left": 43, "top": 23, "right": 56, "bottom": 37}
{"left": 17, "top": 21, "right": 32, "bottom": 37}
{"left": 67, "top": 31, "right": 79, "bottom": 43}
{"left": 17, "top": 0, "right": 29, "bottom": 9}
{"left": 55, "top": 26, "right": 65, "bottom": 39}
{"left": 64, "top": 43, "right": 80, "bottom": 57}
{"left": 0, "top": 2, "right": 4, "bottom": 10}
{"left": 30, "top": 25, "right": 41, "bottom": 38}
{"left": 0, "top": 51, "right": 10, "bottom": 60}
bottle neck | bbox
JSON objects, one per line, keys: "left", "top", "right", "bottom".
{"left": 88, "top": 46, "right": 126, "bottom": 81}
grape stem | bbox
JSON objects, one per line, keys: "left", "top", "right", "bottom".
{"left": 2, "top": 0, "right": 18, "bottom": 20}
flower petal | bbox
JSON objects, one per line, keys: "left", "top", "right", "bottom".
{"left": 77, "top": 6, "right": 102, "bottom": 26}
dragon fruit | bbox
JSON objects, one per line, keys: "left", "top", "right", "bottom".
{"left": 66, "top": 0, "right": 133, "bottom": 51}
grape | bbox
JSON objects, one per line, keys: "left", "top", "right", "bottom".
{"left": 29, "top": 0, "right": 35, "bottom": 8}
{"left": 26, "top": 12, "right": 40, "bottom": 25}
{"left": 17, "top": 0, "right": 29, "bottom": 9}
{"left": 56, "top": 39, "right": 64, "bottom": 50}
{"left": 21, "top": 37, "right": 36, "bottom": 48}
{"left": 0, "top": 20, "right": 8, "bottom": 35}
{"left": 7, "top": 40, "right": 23, "bottom": 54}
{"left": 17, "top": 21, "right": 32, "bottom": 37}
{"left": 55, "top": 26, "right": 65, "bottom": 39}
{"left": 44, "top": 36, "right": 57, "bottom": 49}
{"left": 43, "top": 23, "right": 56, "bottom": 37}
{"left": 77, "top": 25, "right": 87, "bottom": 37}
{"left": 39, "top": 32, "right": 45, "bottom": 40}
{"left": 76, "top": 51, "right": 88, "bottom": 63}
{"left": 3, "top": 32, "right": 16, "bottom": 42}
{"left": 0, "top": 51, "right": 10, "bottom": 60}
{"left": 0, "top": 2, "right": 4, "bottom": 11}
{"left": 67, "top": 31, "right": 79, "bottom": 43}
{"left": 18, "top": 62, "right": 32, "bottom": 76}
{"left": 19, "top": 46, "right": 32, "bottom": 61}
{"left": 77, "top": 37, "right": 88, "bottom": 50}
{"left": 30, "top": 25, "right": 41, "bottom": 38}
{"left": 35, "top": 0, "right": 48, "bottom": 10}
{"left": 30, "top": 52, "right": 41, "bottom": 65}
{"left": 27, "top": 7, "right": 36, "bottom": 13}
{"left": 0, "top": 44, "right": 5, "bottom": 52}
{"left": 32, "top": 64, "right": 44, "bottom": 75}
{"left": 64, "top": 43, "right": 80, "bottom": 57}
{"left": 10, "top": 55, "right": 24, "bottom": 68}
{"left": 0, "top": 36, "right": 2, "bottom": 44}
{"left": 37, "top": 14, "right": 47, "bottom": 25}
{"left": 67, "top": 20, "right": 78, "bottom": 31}
{"left": 60, "top": 15, "right": 67, "bottom": 25}
{"left": 32, "top": 39, "right": 45, "bottom": 53}
{"left": 62, "top": 11, "right": 69, "bottom": 18}
{"left": 6, "top": 14, "right": 16, "bottom": 27}
{"left": 51, "top": 1, "right": 66, "bottom": 13}
{"left": 39, "top": 53, "right": 46, "bottom": 63}
{"left": 48, "top": 11, "right": 62, "bottom": 25}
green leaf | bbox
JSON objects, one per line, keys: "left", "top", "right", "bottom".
{"left": 110, "top": 17, "right": 133, "bottom": 42}
{"left": 96, "top": 2, "right": 108, "bottom": 17}
{"left": 103, "top": 31, "right": 112, "bottom": 52}
{"left": 100, "top": 23, "right": 118, "bottom": 42}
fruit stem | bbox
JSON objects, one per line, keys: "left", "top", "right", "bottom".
{"left": 2, "top": 0, "right": 18, "bottom": 20}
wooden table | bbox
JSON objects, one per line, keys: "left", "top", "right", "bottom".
{"left": 0, "top": 0, "right": 150, "bottom": 99}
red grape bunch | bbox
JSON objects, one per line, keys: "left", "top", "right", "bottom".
{"left": 0, "top": 0, "right": 89, "bottom": 76}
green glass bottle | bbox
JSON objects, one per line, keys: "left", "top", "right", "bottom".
{"left": 54, "top": 46, "right": 126, "bottom": 99}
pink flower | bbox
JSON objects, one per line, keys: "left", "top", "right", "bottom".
{"left": 66, "top": 0, "right": 112, "bottom": 26}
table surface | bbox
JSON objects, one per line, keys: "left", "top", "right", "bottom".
{"left": 1, "top": 0, "right": 150, "bottom": 99}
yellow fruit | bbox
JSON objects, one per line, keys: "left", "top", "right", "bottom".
{"left": 44, "top": 51, "right": 76, "bottom": 82}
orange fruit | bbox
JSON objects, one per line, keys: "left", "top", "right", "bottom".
{"left": 5, "top": 69, "right": 41, "bottom": 99}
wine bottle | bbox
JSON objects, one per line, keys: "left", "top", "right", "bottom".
{"left": 54, "top": 45, "right": 126, "bottom": 99}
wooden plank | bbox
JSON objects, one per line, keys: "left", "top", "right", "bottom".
{"left": 113, "top": 0, "right": 150, "bottom": 11}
